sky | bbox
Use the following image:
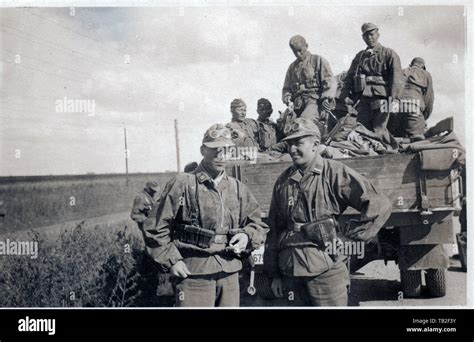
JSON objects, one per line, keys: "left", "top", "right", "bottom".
{"left": 0, "top": 3, "right": 468, "bottom": 176}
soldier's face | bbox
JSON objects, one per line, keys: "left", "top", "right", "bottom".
{"left": 288, "top": 136, "right": 318, "bottom": 168}
{"left": 231, "top": 106, "right": 247, "bottom": 122}
{"left": 291, "top": 44, "right": 308, "bottom": 61}
{"left": 257, "top": 103, "right": 272, "bottom": 119}
{"left": 363, "top": 30, "right": 379, "bottom": 48}
{"left": 201, "top": 145, "right": 228, "bottom": 173}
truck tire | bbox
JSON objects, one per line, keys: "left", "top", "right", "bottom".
{"left": 254, "top": 273, "right": 276, "bottom": 300}
{"left": 425, "top": 268, "right": 446, "bottom": 297}
{"left": 400, "top": 270, "right": 422, "bottom": 298}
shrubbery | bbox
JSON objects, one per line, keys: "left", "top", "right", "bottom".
{"left": 0, "top": 223, "right": 172, "bottom": 307}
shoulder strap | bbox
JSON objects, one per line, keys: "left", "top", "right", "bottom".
{"left": 185, "top": 174, "right": 201, "bottom": 226}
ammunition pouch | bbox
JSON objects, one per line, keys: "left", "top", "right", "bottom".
{"left": 353, "top": 74, "right": 366, "bottom": 93}
{"left": 293, "top": 96, "right": 305, "bottom": 111}
{"left": 258, "top": 126, "right": 273, "bottom": 150}
{"left": 174, "top": 224, "right": 219, "bottom": 249}
{"left": 300, "top": 217, "right": 338, "bottom": 249}
{"left": 365, "top": 76, "right": 386, "bottom": 85}
{"left": 290, "top": 80, "right": 320, "bottom": 97}
{"left": 354, "top": 75, "right": 386, "bottom": 93}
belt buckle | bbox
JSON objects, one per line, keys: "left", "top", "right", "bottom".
{"left": 292, "top": 223, "right": 302, "bottom": 232}
{"left": 214, "top": 235, "right": 227, "bottom": 244}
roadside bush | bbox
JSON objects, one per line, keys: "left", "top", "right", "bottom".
{"left": 0, "top": 222, "right": 170, "bottom": 307}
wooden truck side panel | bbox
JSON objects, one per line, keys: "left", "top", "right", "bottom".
{"left": 229, "top": 153, "right": 461, "bottom": 228}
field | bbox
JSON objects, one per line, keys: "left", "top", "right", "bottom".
{"left": 0, "top": 173, "right": 176, "bottom": 234}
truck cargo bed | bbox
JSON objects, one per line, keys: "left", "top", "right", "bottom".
{"left": 229, "top": 152, "right": 462, "bottom": 227}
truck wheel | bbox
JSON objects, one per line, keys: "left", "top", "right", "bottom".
{"left": 400, "top": 270, "right": 422, "bottom": 298}
{"left": 254, "top": 273, "right": 276, "bottom": 300}
{"left": 425, "top": 268, "right": 446, "bottom": 297}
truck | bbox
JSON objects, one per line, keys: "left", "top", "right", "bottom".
{"left": 227, "top": 117, "right": 465, "bottom": 302}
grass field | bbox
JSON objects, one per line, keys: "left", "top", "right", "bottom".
{"left": 0, "top": 173, "right": 176, "bottom": 234}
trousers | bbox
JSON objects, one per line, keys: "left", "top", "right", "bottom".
{"left": 173, "top": 271, "right": 240, "bottom": 307}
{"left": 282, "top": 261, "right": 350, "bottom": 306}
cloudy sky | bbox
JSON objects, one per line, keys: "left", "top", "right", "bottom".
{"left": 0, "top": 3, "right": 468, "bottom": 176}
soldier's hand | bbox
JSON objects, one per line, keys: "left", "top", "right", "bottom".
{"left": 170, "top": 260, "right": 191, "bottom": 279}
{"left": 271, "top": 278, "right": 284, "bottom": 298}
{"left": 229, "top": 233, "right": 249, "bottom": 254}
{"left": 322, "top": 98, "right": 335, "bottom": 111}
{"left": 344, "top": 97, "right": 354, "bottom": 106}
{"left": 347, "top": 131, "right": 359, "bottom": 142}
{"left": 283, "top": 94, "right": 292, "bottom": 105}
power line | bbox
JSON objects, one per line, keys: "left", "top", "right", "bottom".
{"left": 22, "top": 10, "right": 168, "bottom": 76}
{"left": 0, "top": 57, "right": 89, "bottom": 84}
{"left": 1, "top": 47, "right": 93, "bottom": 80}
{"left": 1, "top": 23, "right": 126, "bottom": 71}
{"left": 26, "top": 9, "right": 129, "bottom": 65}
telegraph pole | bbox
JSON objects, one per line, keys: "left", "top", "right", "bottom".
{"left": 174, "top": 119, "right": 181, "bottom": 172}
{"left": 124, "top": 126, "right": 129, "bottom": 185}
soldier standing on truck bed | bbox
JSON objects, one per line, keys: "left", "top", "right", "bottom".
{"left": 263, "top": 118, "right": 392, "bottom": 306}
{"left": 340, "top": 23, "right": 403, "bottom": 143}
{"left": 388, "top": 57, "right": 434, "bottom": 141}
{"left": 146, "top": 124, "right": 268, "bottom": 307}
{"left": 282, "top": 35, "right": 336, "bottom": 126}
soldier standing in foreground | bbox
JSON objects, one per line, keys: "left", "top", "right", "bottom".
{"left": 341, "top": 23, "right": 403, "bottom": 142}
{"left": 282, "top": 35, "right": 336, "bottom": 125}
{"left": 263, "top": 118, "right": 392, "bottom": 306}
{"left": 146, "top": 124, "right": 268, "bottom": 307}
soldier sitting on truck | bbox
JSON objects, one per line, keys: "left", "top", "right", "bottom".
{"left": 263, "top": 118, "right": 392, "bottom": 306}
{"left": 256, "top": 98, "right": 279, "bottom": 152}
{"left": 226, "top": 98, "right": 260, "bottom": 150}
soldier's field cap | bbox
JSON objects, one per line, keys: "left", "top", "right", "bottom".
{"left": 202, "top": 123, "right": 235, "bottom": 148}
{"left": 410, "top": 57, "right": 426, "bottom": 67}
{"left": 361, "top": 22, "right": 378, "bottom": 35}
{"left": 230, "top": 98, "right": 246, "bottom": 110}
{"left": 145, "top": 181, "right": 160, "bottom": 192}
{"left": 289, "top": 35, "right": 307, "bottom": 48}
{"left": 282, "top": 118, "right": 321, "bottom": 142}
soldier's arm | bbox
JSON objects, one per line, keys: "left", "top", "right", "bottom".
{"left": 237, "top": 181, "right": 269, "bottom": 251}
{"left": 423, "top": 71, "right": 434, "bottom": 119}
{"left": 282, "top": 64, "right": 293, "bottom": 103}
{"left": 263, "top": 183, "right": 284, "bottom": 278}
{"left": 143, "top": 176, "right": 184, "bottom": 270}
{"left": 318, "top": 56, "right": 337, "bottom": 100}
{"left": 386, "top": 49, "right": 403, "bottom": 99}
{"left": 335, "top": 164, "right": 392, "bottom": 242}
{"left": 130, "top": 195, "right": 148, "bottom": 223}
{"left": 339, "top": 52, "right": 359, "bottom": 100}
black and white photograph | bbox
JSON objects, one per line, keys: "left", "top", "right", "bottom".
{"left": 0, "top": 0, "right": 472, "bottom": 336}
